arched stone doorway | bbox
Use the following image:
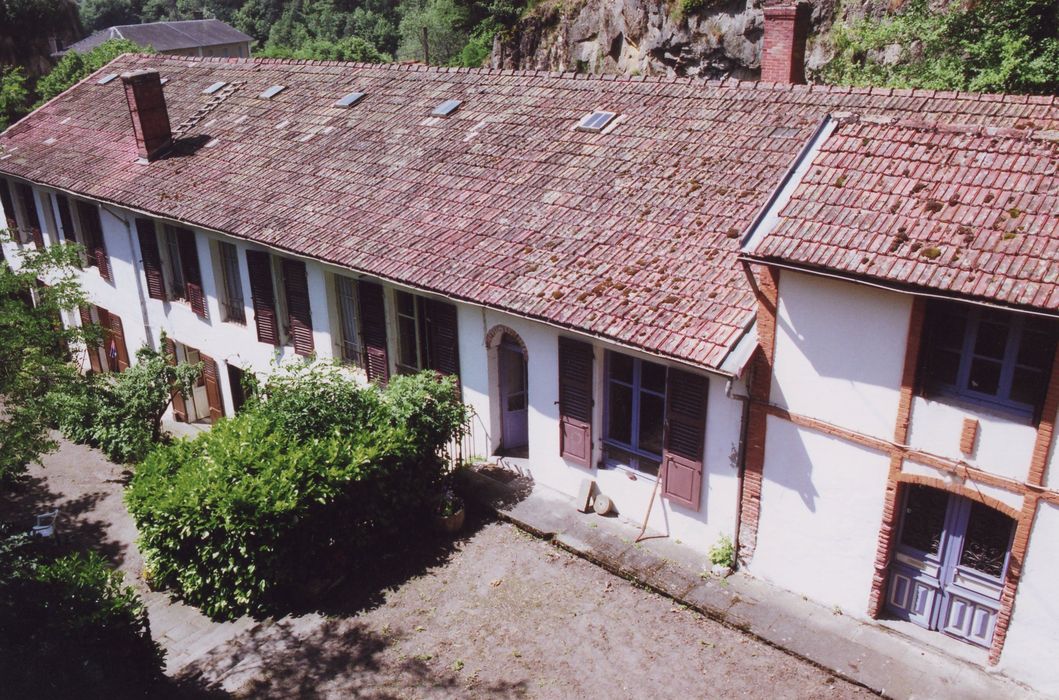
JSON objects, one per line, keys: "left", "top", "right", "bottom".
{"left": 886, "top": 482, "right": 1016, "bottom": 648}
{"left": 486, "top": 325, "right": 528, "bottom": 456}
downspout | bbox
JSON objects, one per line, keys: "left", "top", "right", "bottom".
{"left": 727, "top": 369, "right": 752, "bottom": 568}
{"left": 106, "top": 205, "right": 154, "bottom": 351}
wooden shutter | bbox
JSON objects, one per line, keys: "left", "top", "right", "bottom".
{"left": 76, "top": 201, "right": 111, "bottom": 281}
{"left": 108, "top": 312, "right": 131, "bottom": 372}
{"left": 281, "top": 258, "right": 314, "bottom": 356}
{"left": 164, "top": 337, "right": 187, "bottom": 422}
{"left": 135, "top": 219, "right": 166, "bottom": 300}
{"left": 96, "top": 308, "right": 116, "bottom": 372}
{"left": 17, "top": 185, "right": 42, "bottom": 248}
{"left": 175, "top": 229, "right": 206, "bottom": 317}
{"left": 558, "top": 337, "right": 594, "bottom": 467}
{"left": 246, "top": 250, "right": 278, "bottom": 345}
{"left": 79, "top": 306, "right": 102, "bottom": 374}
{"left": 200, "top": 354, "right": 225, "bottom": 422}
{"left": 661, "top": 368, "right": 708, "bottom": 511}
{"left": 425, "top": 299, "right": 460, "bottom": 378}
{"left": 358, "top": 280, "right": 389, "bottom": 384}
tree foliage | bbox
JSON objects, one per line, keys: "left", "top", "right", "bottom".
{"left": 258, "top": 34, "right": 390, "bottom": 62}
{"left": 820, "top": 0, "right": 1059, "bottom": 94}
{"left": 0, "top": 67, "right": 31, "bottom": 132}
{"left": 78, "top": 0, "right": 139, "bottom": 32}
{"left": 126, "top": 364, "right": 468, "bottom": 619}
{"left": 36, "top": 38, "right": 150, "bottom": 105}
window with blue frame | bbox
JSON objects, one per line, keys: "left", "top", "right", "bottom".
{"left": 604, "top": 351, "right": 666, "bottom": 476}
{"left": 920, "top": 301, "right": 1056, "bottom": 420}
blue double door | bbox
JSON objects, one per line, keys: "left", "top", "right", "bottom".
{"left": 886, "top": 484, "right": 1015, "bottom": 648}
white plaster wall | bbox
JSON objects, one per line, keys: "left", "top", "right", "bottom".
{"left": 751, "top": 415, "right": 890, "bottom": 616}
{"left": 998, "top": 502, "right": 1059, "bottom": 696}
{"left": 771, "top": 271, "right": 911, "bottom": 441}
{"left": 907, "top": 398, "right": 1036, "bottom": 484}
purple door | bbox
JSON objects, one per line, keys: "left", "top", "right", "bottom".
{"left": 499, "top": 338, "right": 528, "bottom": 452}
{"left": 886, "top": 484, "right": 1015, "bottom": 647}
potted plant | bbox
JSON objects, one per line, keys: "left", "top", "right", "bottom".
{"left": 435, "top": 488, "right": 465, "bottom": 534}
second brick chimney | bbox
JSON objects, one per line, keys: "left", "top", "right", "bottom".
{"left": 761, "top": 1, "right": 810, "bottom": 84}
{"left": 121, "top": 70, "right": 172, "bottom": 162}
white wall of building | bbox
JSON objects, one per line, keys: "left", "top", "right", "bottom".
{"left": 750, "top": 415, "right": 890, "bottom": 615}
{"left": 998, "top": 501, "right": 1059, "bottom": 696}
{"left": 771, "top": 271, "right": 910, "bottom": 440}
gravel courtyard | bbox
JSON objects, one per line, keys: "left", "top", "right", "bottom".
{"left": 3, "top": 436, "right": 875, "bottom": 699}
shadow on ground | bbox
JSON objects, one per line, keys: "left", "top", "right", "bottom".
{"left": 0, "top": 472, "right": 128, "bottom": 568}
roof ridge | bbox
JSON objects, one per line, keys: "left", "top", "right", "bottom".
{"left": 121, "top": 53, "right": 1058, "bottom": 105}
{"left": 835, "top": 112, "right": 1059, "bottom": 143}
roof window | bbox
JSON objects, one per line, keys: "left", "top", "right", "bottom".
{"left": 432, "top": 99, "right": 461, "bottom": 117}
{"left": 260, "top": 85, "right": 286, "bottom": 99}
{"left": 203, "top": 81, "right": 227, "bottom": 95}
{"left": 97, "top": 73, "right": 118, "bottom": 85}
{"left": 576, "top": 111, "right": 617, "bottom": 133}
{"left": 334, "top": 91, "right": 365, "bottom": 108}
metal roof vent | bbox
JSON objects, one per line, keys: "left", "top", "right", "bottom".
{"left": 260, "top": 85, "right": 286, "bottom": 99}
{"left": 334, "top": 91, "right": 366, "bottom": 108}
{"left": 576, "top": 111, "right": 617, "bottom": 133}
{"left": 432, "top": 99, "right": 461, "bottom": 117}
{"left": 203, "top": 81, "right": 227, "bottom": 95}
{"left": 97, "top": 73, "right": 118, "bottom": 85}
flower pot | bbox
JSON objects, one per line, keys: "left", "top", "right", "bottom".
{"left": 435, "top": 507, "right": 465, "bottom": 534}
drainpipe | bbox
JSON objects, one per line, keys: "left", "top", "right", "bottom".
{"left": 106, "top": 205, "right": 154, "bottom": 351}
{"left": 726, "top": 369, "right": 752, "bottom": 569}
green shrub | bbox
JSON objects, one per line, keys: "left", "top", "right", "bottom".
{"left": 0, "top": 529, "right": 163, "bottom": 696}
{"left": 126, "top": 365, "right": 468, "bottom": 619}
{"left": 708, "top": 534, "right": 734, "bottom": 568}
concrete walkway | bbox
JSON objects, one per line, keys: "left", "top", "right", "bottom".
{"left": 459, "top": 465, "right": 1037, "bottom": 700}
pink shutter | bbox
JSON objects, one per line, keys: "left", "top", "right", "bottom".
{"left": 75, "top": 201, "right": 111, "bottom": 281}
{"left": 358, "top": 280, "right": 389, "bottom": 384}
{"left": 200, "top": 354, "right": 225, "bottom": 422}
{"left": 175, "top": 228, "right": 206, "bottom": 318}
{"left": 281, "top": 258, "right": 314, "bottom": 356}
{"left": 661, "top": 368, "right": 708, "bottom": 511}
{"left": 108, "top": 312, "right": 131, "bottom": 372}
{"left": 558, "top": 337, "right": 593, "bottom": 467}
{"left": 246, "top": 250, "right": 279, "bottom": 346}
{"left": 425, "top": 298, "right": 460, "bottom": 378}
{"left": 135, "top": 219, "right": 166, "bottom": 300}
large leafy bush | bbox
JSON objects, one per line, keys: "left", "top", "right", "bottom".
{"left": 126, "top": 365, "right": 467, "bottom": 619}
{"left": 0, "top": 529, "right": 164, "bottom": 696}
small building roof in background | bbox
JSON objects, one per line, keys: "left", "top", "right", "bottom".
{"left": 747, "top": 116, "right": 1059, "bottom": 311}
{"left": 60, "top": 19, "right": 252, "bottom": 56}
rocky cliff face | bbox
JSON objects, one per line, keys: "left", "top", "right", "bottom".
{"left": 491, "top": 0, "right": 921, "bottom": 80}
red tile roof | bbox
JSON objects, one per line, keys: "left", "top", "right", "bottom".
{"left": 750, "top": 116, "right": 1059, "bottom": 311}
{"left": 2, "top": 55, "right": 1058, "bottom": 368}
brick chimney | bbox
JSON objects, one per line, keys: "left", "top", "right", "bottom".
{"left": 121, "top": 70, "right": 172, "bottom": 162}
{"left": 761, "top": 1, "right": 810, "bottom": 84}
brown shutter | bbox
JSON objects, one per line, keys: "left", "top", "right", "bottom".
{"left": 135, "top": 219, "right": 166, "bottom": 300}
{"left": 76, "top": 201, "right": 111, "bottom": 281}
{"left": 108, "top": 313, "right": 131, "bottom": 372}
{"left": 175, "top": 229, "right": 206, "bottom": 317}
{"left": 358, "top": 280, "right": 389, "bottom": 384}
{"left": 17, "top": 185, "right": 42, "bottom": 248}
{"left": 165, "top": 337, "right": 187, "bottom": 422}
{"left": 200, "top": 354, "right": 225, "bottom": 422}
{"left": 558, "top": 337, "right": 594, "bottom": 468}
{"left": 79, "top": 306, "right": 102, "bottom": 374}
{"left": 425, "top": 298, "right": 460, "bottom": 378}
{"left": 661, "top": 368, "right": 708, "bottom": 511}
{"left": 246, "top": 250, "right": 278, "bottom": 345}
{"left": 281, "top": 258, "right": 314, "bottom": 356}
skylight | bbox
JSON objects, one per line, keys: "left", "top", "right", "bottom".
{"left": 334, "top": 91, "right": 365, "bottom": 108}
{"left": 203, "top": 81, "right": 227, "bottom": 95}
{"left": 260, "top": 85, "right": 286, "bottom": 99}
{"left": 432, "top": 99, "right": 461, "bottom": 117}
{"left": 97, "top": 73, "right": 118, "bottom": 85}
{"left": 576, "top": 111, "right": 617, "bottom": 133}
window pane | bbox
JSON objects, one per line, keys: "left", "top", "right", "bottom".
{"left": 609, "top": 352, "right": 633, "bottom": 384}
{"left": 396, "top": 291, "right": 415, "bottom": 316}
{"left": 931, "top": 312, "right": 967, "bottom": 351}
{"left": 959, "top": 502, "right": 1013, "bottom": 578}
{"left": 636, "top": 457, "right": 661, "bottom": 477}
{"left": 973, "top": 318, "right": 1009, "bottom": 360}
{"left": 924, "top": 347, "right": 961, "bottom": 388}
{"left": 638, "top": 391, "right": 665, "bottom": 456}
{"left": 398, "top": 316, "right": 419, "bottom": 368}
{"left": 1009, "top": 367, "right": 1043, "bottom": 407}
{"left": 1017, "top": 327, "right": 1053, "bottom": 370}
{"left": 605, "top": 444, "right": 635, "bottom": 468}
{"left": 641, "top": 360, "right": 666, "bottom": 394}
{"left": 968, "top": 358, "right": 1001, "bottom": 396}
{"left": 899, "top": 485, "right": 948, "bottom": 556}
{"left": 607, "top": 382, "right": 633, "bottom": 445}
